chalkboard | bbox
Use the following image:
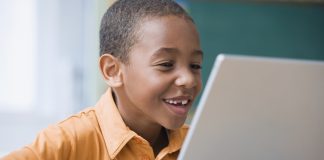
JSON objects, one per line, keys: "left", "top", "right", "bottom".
{"left": 188, "top": 2, "right": 324, "bottom": 109}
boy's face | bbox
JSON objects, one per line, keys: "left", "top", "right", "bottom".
{"left": 118, "top": 16, "right": 202, "bottom": 129}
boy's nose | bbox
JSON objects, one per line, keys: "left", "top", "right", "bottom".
{"left": 174, "top": 69, "right": 197, "bottom": 89}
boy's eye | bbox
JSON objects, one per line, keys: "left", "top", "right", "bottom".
{"left": 160, "top": 62, "right": 174, "bottom": 68}
{"left": 190, "top": 64, "right": 202, "bottom": 70}
{"left": 156, "top": 61, "right": 174, "bottom": 71}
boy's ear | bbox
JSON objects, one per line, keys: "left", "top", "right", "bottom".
{"left": 99, "top": 54, "right": 123, "bottom": 87}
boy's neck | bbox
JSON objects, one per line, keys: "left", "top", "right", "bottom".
{"left": 128, "top": 122, "right": 169, "bottom": 156}
{"left": 122, "top": 113, "right": 165, "bottom": 145}
{"left": 112, "top": 90, "right": 169, "bottom": 154}
{"left": 152, "top": 127, "right": 169, "bottom": 156}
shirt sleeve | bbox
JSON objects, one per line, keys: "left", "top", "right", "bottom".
{"left": 1, "top": 147, "right": 39, "bottom": 160}
{"left": 1, "top": 125, "right": 74, "bottom": 160}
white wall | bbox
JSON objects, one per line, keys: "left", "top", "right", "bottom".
{"left": 0, "top": 0, "right": 108, "bottom": 156}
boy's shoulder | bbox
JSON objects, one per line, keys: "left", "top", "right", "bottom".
{"left": 42, "top": 106, "right": 104, "bottom": 146}
{"left": 6, "top": 105, "right": 110, "bottom": 160}
{"left": 58, "top": 106, "right": 98, "bottom": 124}
{"left": 57, "top": 106, "right": 99, "bottom": 132}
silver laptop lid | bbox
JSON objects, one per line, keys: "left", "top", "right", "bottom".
{"left": 178, "top": 54, "right": 324, "bottom": 160}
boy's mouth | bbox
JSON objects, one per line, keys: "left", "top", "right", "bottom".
{"left": 164, "top": 99, "right": 190, "bottom": 106}
{"left": 162, "top": 96, "right": 193, "bottom": 116}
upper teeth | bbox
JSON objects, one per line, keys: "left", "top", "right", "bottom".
{"left": 165, "top": 99, "right": 189, "bottom": 105}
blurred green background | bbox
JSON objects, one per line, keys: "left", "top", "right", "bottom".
{"left": 184, "top": 1, "right": 324, "bottom": 118}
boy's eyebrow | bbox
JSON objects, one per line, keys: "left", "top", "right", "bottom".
{"left": 152, "top": 47, "right": 204, "bottom": 58}
{"left": 194, "top": 49, "right": 204, "bottom": 57}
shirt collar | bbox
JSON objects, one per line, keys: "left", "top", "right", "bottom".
{"left": 167, "top": 124, "right": 189, "bottom": 153}
{"left": 94, "top": 88, "right": 189, "bottom": 158}
{"left": 94, "top": 88, "right": 137, "bottom": 159}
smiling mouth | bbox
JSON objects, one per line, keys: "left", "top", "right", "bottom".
{"left": 162, "top": 97, "right": 192, "bottom": 116}
{"left": 163, "top": 99, "right": 190, "bottom": 106}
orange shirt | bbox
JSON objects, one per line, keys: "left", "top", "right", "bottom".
{"left": 2, "top": 88, "right": 188, "bottom": 160}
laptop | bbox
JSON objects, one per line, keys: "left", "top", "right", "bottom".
{"left": 178, "top": 54, "right": 324, "bottom": 160}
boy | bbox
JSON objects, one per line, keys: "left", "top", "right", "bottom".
{"left": 2, "top": 0, "right": 203, "bottom": 159}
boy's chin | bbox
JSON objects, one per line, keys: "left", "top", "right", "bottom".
{"left": 163, "top": 117, "right": 187, "bottom": 130}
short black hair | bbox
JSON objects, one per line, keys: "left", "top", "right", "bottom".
{"left": 99, "top": 0, "right": 194, "bottom": 62}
